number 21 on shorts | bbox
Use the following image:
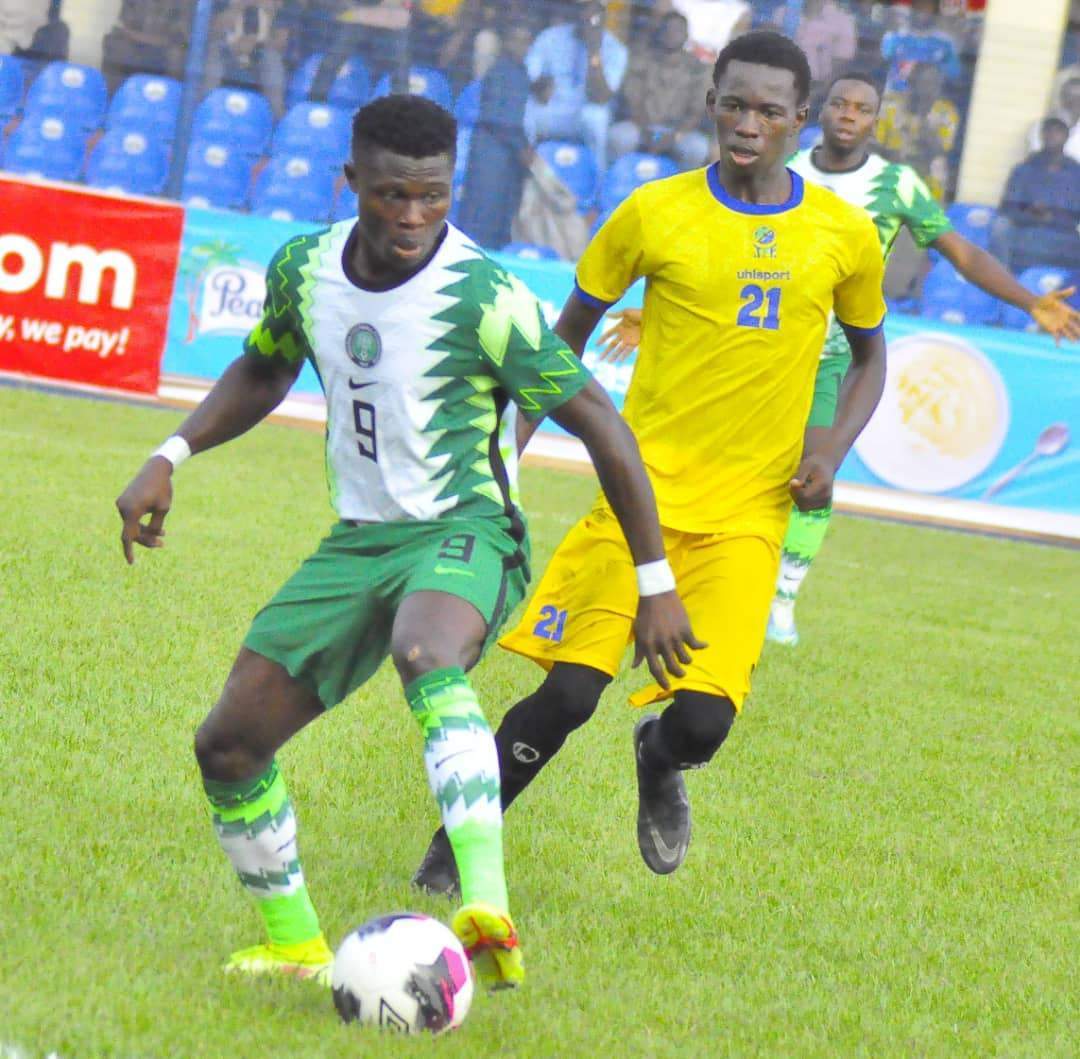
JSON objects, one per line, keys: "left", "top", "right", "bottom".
{"left": 737, "top": 284, "right": 781, "bottom": 330}
{"left": 533, "top": 605, "right": 567, "bottom": 642}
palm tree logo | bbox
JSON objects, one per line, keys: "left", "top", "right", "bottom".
{"left": 178, "top": 238, "right": 244, "bottom": 342}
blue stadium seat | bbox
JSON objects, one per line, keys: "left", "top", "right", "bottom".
{"left": 1000, "top": 265, "right": 1077, "bottom": 331}
{"left": 23, "top": 62, "right": 107, "bottom": 133}
{"left": 599, "top": 151, "right": 678, "bottom": 218}
{"left": 798, "top": 123, "right": 822, "bottom": 151}
{"left": 286, "top": 53, "right": 371, "bottom": 111}
{"left": 372, "top": 66, "right": 453, "bottom": 111}
{"left": 452, "top": 124, "right": 472, "bottom": 197}
{"left": 945, "top": 202, "right": 996, "bottom": 249}
{"left": 0, "top": 54, "right": 26, "bottom": 122}
{"left": 181, "top": 140, "right": 252, "bottom": 210}
{"left": 192, "top": 87, "right": 274, "bottom": 160}
{"left": 454, "top": 80, "right": 482, "bottom": 129}
{"left": 920, "top": 259, "right": 1000, "bottom": 326}
{"left": 332, "top": 185, "right": 356, "bottom": 222}
{"left": 501, "top": 241, "right": 560, "bottom": 261}
{"left": 0, "top": 113, "right": 86, "bottom": 182}
{"left": 536, "top": 139, "right": 598, "bottom": 213}
{"left": 84, "top": 128, "right": 169, "bottom": 197}
{"left": 272, "top": 102, "right": 352, "bottom": 170}
{"left": 250, "top": 153, "right": 336, "bottom": 222}
{"left": 107, "top": 75, "right": 182, "bottom": 142}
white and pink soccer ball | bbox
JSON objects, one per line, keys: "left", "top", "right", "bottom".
{"left": 332, "top": 913, "right": 473, "bottom": 1035}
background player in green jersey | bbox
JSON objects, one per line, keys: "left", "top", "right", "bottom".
{"left": 600, "top": 71, "right": 1080, "bottom": 646}
{"left": 766, "top": 71, "right": 1080, "bottom": 644}
{"left": 115, "top": 96, "right": 699, "bottom": 992}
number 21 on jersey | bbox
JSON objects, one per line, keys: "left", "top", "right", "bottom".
{"left": 737, "top": 284, "right": 781, "bottom": 330}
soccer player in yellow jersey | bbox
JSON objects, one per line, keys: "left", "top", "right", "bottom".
{"left": 414, "top": 31, "right": 887, "bottom": 890}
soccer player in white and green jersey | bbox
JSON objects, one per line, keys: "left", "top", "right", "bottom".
{"left": 766, "top": 72, "right": 1080, "bottom": 643}
{"left": 115, "top": 95, "right": 700, "bottom": 992}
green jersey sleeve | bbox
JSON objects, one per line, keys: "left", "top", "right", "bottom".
{"left": 474, "top": 265, "right": 591, "bottom": 421}
{"left": 896, "top": 164, "right": 953, "bottom": 249}
{"left": 243, "top": 237, "right": 313, "bottom": 365}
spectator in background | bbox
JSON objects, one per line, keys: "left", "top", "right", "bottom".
{"left": 1028, "top": 74, "right": 1080, "bottom": 163}
{"left": 13, "top": 0, "right": 68, "bottom": 64}
{"left": 993, "top": 117, "right": 1080, "bottom": 274}
{"left": 0, "top": 0, "right": 49, "bottom": 56}
{"left": 880, "top": 0, "right": 960, "bottom": 94}
{"left": 203, "top": 0, "right": 288, "bottom": 116}
{"left": 411, "top": 0, "right": 466, "bottom": 70}
{"left": 101, "top": 0, "right": 191, "bottom": 93}
{"left": 772, "top": 0, "right": 856, "bottom": 88}
{"left": 609, "top": 11, "right": 710, "bottom": 171}
{"left": 876, "top": 61, "right": 958, "bottom": 199}
{"left": 525, "top": 0, "right": 628, "bottom": 172}
{"left": 436, "top": 0, "right": 533, "bottom": 91}
{"left": 672, "top": 0, "right": 752, "bottom": 62}
{"left": 310, "top": 0, "right": 411, "bottom": 100}
{"left": 457, "top": 23, "right": 535, "bottom": 249}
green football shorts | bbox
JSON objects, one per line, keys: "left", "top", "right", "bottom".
{"left": 244, "top": 518, "right": 529, "bottom": 708}
{"left": 806, "top": 354, "right": 849, "bottom": 429}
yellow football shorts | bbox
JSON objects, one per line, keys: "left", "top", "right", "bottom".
{"left": 500, "top": 502, "right": 781, "bottom": 710}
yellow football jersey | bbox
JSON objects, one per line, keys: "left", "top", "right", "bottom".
{"left": 576, "top": 166, "right": 886, "bottom": 537}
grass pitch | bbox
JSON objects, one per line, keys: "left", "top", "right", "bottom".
{"left": 1, "top": 385, "right": 1077, "bottom": 1058}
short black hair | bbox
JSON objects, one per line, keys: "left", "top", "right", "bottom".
{"left": 826, "top": 70, "right": 884, "bottom": 103}
{"left": 712, "top": 30, "right": 812, "bottom": 105}
{"left": 351, "top": 94, "right": 457, "bottom": 160}
{"left": 1042, "top": 116, "right": 1069, "bottom": 136}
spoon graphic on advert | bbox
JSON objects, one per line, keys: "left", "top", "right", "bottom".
{"left": 981, "top": 423, "right": 1070, "bottom": 499}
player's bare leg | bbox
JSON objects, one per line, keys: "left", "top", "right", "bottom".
{"left": 194, "top": 648, "right": 333, "bottom": 983}
{"left": 392, "top": 591, "right": 524, "bottom": 989}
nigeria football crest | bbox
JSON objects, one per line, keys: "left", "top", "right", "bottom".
{"left": 345, "top": 322, "right": 382, "bottom": 368}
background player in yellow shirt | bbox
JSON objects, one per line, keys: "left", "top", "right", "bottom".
{"left": 415, "top": 30, "right": 888, "bottom": 891}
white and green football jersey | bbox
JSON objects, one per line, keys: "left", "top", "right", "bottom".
{"left": 789, "top": 148, "right": 953, "bottom": 358}
{"left": 245, "top": 221, "right": 589, "bottom": 524}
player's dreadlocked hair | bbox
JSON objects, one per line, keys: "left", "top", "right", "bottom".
{"left": 350, "top": 95, "right": 457, "bottom": 160}
{"left": 825, "top": 70, "right": 884, "bottom": 105}
{"left": 712, "top": 31, "right": 812, "bottom": 105}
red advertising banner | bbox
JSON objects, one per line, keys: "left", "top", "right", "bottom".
{"left": 0, "top": 177, "right": 183, "bottom": 394}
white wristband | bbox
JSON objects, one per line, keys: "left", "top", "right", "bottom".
{"left": 152, "top": 435, "right": 191, "bottom": 469}
{"left": 636, "top": 558, "right": 676, "bottom": 597}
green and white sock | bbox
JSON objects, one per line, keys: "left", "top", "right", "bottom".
{"left": 776, "top": 503, "right": 833, "bottom": 603}
{"left": 406, "top": 667, "right": 507, "bottom": 913}
{"left": 203, "top": 761, "right": 322, "bottom": 947}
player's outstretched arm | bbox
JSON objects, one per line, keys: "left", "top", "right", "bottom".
{"left": 791, "top": 327, "right": 887, "bottom": 513}
{"left": 548, "top": 379, "right": 706, "bottom": 688}
{"left": 115, "top": 351, "right": 302, "bottom": 564}
{"left": 933, "top": 231, "right": 1080, "bottom": 343}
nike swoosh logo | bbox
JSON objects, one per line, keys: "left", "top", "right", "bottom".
{"left": 648, "top": 826, "right": 684, "bottom": 864}
{"left": 434, "top": 566, "right": 475, "bottom": 577}
{"left": 435, "top": 750, "right": 468, "bottom": 769}
{"left": 348, "top": 379, "right": 377, "bottom": 389}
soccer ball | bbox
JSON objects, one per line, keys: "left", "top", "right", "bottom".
{"left": 332, "top": 913, "right": 474, "bottom": 1034}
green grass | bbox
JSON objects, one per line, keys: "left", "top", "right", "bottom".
{"left": 1, "top": 384, "right": 1077, "bottom": 1058}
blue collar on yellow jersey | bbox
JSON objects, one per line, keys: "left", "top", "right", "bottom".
{"left": 706, "top": 165, "right": 804, "bottom": 215}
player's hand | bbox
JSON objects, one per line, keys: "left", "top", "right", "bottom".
{"left": 789, "top": 452, "right": 836, "bottom": 512}
{"left": 596, "top": 308, "right": 642, "bottom": 363}
{"left": 116, "top": 456, "right": 174, "bottom": 564}
{"left": 1030, "top": 287, "right": 1080, "bottom": 344}
{"left": 632, "top": 591, "right": 707, "bottom": 691}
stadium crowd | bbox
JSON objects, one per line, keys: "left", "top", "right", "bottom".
{"left": 1, "top": 0, "right": 1079, "bottom": 323}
